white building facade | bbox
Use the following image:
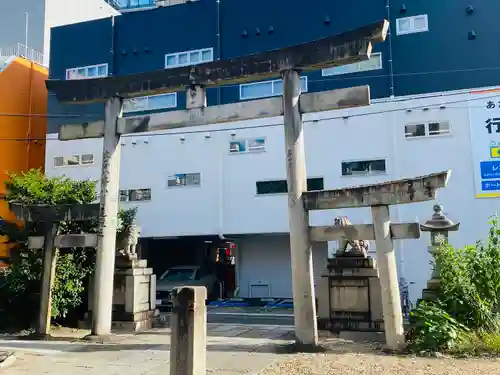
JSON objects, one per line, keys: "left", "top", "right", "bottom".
{"left": 44, "top": 85, "right": 500, "bottom": 303}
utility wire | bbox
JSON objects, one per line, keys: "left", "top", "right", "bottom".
{"left": 0, "top": 113, "right": 82, "bottom": 118}
{"left": 3, "top": 62, "right": 500, "bottom": 101}
{"left": 37, "top": 64, "right": 500, "bottom": 90}
{"left": 1, "top": 88, "right": 499, "bottom": 121}
{"left": 2, "top": 62, "right": 500, "bottom": 119}
{"left": 0, "top": 92, "right": 498, "bottom": 142}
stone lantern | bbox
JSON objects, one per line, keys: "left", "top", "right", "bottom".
{"left": 420, "top": 204, "right": 460, "bottom": 301}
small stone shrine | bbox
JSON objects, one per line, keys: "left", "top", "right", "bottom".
{"left": 317, "top": 216, "right": 384, "bottom": 332}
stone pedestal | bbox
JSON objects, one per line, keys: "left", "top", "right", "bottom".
{"left": 420, "top": 245, "right": 441, "bottom": 303}
{"left": 86, "top": 258, "right": 159, "bottom": 332}
{"left": 317, "top": 256, "right": 384, "bottom": 332}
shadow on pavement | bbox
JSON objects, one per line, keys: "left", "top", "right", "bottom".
{"left": 0, "top": 326, "right": 386, "bottom": 356}
{"left": 0, "top": 341, "right": 304, "bottom": 354}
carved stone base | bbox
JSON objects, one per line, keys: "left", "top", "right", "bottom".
{"left": 86, "top": 259, "right": 157, "bottom": 333}
{"left": 317, "top": 256, "right": 384, "bottom": 332}
{"left": 426, "top": 278, "right": 440, "bottom": 289}
{"left": 318, "top": 318, "right": 384, "bottom": 332}
{"left": 421, "top": 278, "right": 440, "bottom": 302}
{"left": 421, "top": 289, "right": 438, "bottom": 302}
{"left": 79, "top": 309, "right": 160, "bottom": 333}
{"left": 112, "top": 309, "right": 160, "bottom": 333}
{"left": 115, "top": 256, "right": 147, "bottom": 270}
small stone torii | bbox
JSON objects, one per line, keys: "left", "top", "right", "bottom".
{"left": 46, "top": 20, "right": 390, "bottom": 347}
{"left": 307, "top": 170, "right": 450, "bottom": 350}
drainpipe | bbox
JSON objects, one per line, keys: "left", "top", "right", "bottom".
{"left": 385, "top": 0, "right": 406, "bottom": 291}
{"left": 215, "top": 0, "right": 224, "bottom": 238}
{"left": 215, "top": 0, "right": 222, "bottom": 105}
{"left": 385, "top": 0, "right": 395, "bottom": 98}
{"left": 25, "top": 61, "right": 34, "bottom": 170}
{"left": 218, "top": 137, "right": 225, "bottom": 241}
{"left": 110, "top": 16, "right": 117, "bottom": 77}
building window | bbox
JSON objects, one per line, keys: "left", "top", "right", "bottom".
{"left": 240, "top": 76, "right": 308, "bottom": 100}
{"left": 165, "top": 48, "right": 213, "bottom": 69}
{"left": 428, "top": 121, "right": 450, "bottom": 136}
{"left": 396, "top": 15, "right": 429, "bottom": 35}
{"left": 81, "top": 154, "right": 94, "bottom": 165}
{"left": 229, "top": 137, "right": 265, "bottom": 153}
{"left": 53, "top": 154, "right": 94, "bottom": 167}
{"left": 341, "top": 159, "right": 386, "bottom": 176}
{"left": 256, "top": 177, "right": 324, "bottom": 195}
{"left": 66, "top": 64, "right": 108, "bottom": 80}
{"left": 405, "top": 121, "right": 451, "bottom": 138}
{"left": 120, "top": 188, "right": 151, "bottom": 202}
{"left": 322, "top": 53, "right": 383, "bottom": 76}
{"left": 167, "top": 173, "right": 201, "bottom": 187}
{"left": 123, "top": 93, "right": 177, "bottom": 113}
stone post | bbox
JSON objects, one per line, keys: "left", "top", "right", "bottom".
{"left": 91, "top": 96, "right": 123, "bottom": 340}
{"left": 170, "top": 286, "right": 207, "bottom": 375}
{"left": 420, "top": 204, "right": 460, "bottom": 301}
{"left": 371, "top": 205, "right": 405, "bottom": 350}
{"left": 37, "top": 222, "right": 59, "bottom": 338}
{"left": 282, "top": 69, "right": 318, "bottom": 348}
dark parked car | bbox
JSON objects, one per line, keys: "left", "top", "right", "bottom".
{"left": 156, "top": 265, "right": 220, "bottom": 307}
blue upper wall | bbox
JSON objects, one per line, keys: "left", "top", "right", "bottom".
{"left": 390, "top": 0, "right": 500, "bottom": 95}
{"left": 47, "top": 0, "right": 500, "bottom": 133}
{"left": 49, "top": 0, "right": 385, "bottom": 77}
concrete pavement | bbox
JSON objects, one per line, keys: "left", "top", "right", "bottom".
{"left": 0, "top": 324, "right": 296, "bottom": 375}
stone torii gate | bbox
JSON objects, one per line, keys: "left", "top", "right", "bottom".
{"left": 46, "top": 20, "right": 389, "bottom": 347}
{"left": 307, "top": 171, "right": 450, "bottom": 349}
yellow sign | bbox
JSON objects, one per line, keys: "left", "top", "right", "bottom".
{"left": 476, "top": 192, "right": 500, "bottom": 198}
{"left": 491, "top": 146, "right": 500, "bottom": 158}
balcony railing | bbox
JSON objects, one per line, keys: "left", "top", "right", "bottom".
{"left": 0, "top": 43, "right": 44, "bottom": 66}
{"left": 105, "top": 0, "right": 156, "bottom": 10}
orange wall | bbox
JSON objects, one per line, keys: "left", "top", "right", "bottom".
{"left": 0, "top": 58, "right": 48, "bottom": 262}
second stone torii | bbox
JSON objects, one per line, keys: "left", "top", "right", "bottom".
{"left": 307, "top": 170, "right": 450, "bottom": 350}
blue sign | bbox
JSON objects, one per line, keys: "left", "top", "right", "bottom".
{"left": 482, "top": 180, "right": 500, "bottom": 191}
{"left": 480, "top": 161, "right": 500, "bottom": 179}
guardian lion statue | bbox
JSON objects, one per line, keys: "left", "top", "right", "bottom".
{"left": 334, "top": 216, "right": 369, "bottom": 257}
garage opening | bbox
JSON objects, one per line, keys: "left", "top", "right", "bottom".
{"left": 140, "top": 236, "right": 238, "bottom": 309}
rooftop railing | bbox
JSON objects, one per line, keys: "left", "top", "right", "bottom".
{"left": 0, "top": 43, "right": 44, "bottom": 66}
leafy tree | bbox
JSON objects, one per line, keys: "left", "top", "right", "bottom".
{"left": 0, "top": 169, "right": 137, "bottom": 328}
{"left": 0, "top": 169, "right": 98, "bottom": 328}
{"left": 5, "top": 169, "right": 96, "bottom": 205}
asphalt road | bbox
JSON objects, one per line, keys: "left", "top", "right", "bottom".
{"left": 160, "top": 306, "right": 294, "bottom": 326}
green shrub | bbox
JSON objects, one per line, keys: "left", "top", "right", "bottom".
{"left": 51, "top": 249, "right": 95, "bottom": 320}
{"left": 436, "top": 215, "right": 500, "bottom": 331}
{"left": 448, "top": 330, "right": 500, "bottom": 356}
{"left": 407, "top": 301, "right": 470, "bottom": 352}
{"left": 408, "top": 215, "right": 500, "bottom": 354}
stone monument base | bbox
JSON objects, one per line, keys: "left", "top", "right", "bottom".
{"left": 420, "top": 277, "right": 440, "bottom": 302}
{"left": 317, "top": 256, "right": 384, "bottom": 332}
{"left": 84, "top": 258, "right": 159, "bottom": 333}
{"left": 112, "top": 309, "right": 160, "bottom": 332}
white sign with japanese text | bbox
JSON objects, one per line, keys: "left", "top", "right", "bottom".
{"left": 469, "top": 89, "right": 500, "bottom": 198}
